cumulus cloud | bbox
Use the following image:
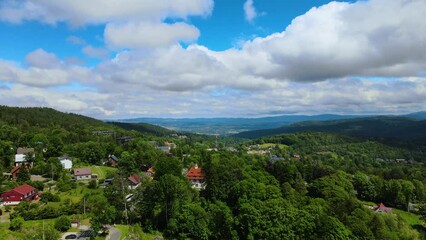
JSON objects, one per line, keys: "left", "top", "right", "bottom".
{"left": 1, "top": 0, "right": 426, "bottom": 118}
{"left": 104, "top": 22, "right": 200, "bottom": 49}
{"left": 25, "top": 48, "right": 61, "bottom": 69}
{"left": 0, "top": 0, "right": 214, "bottom": 25}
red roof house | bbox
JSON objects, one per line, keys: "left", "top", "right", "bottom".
{"left": 128, "top": 174, "right": 141, "bottom": 189}
{"left": 146, "top": 167, "right": 155, "bottom": 178}
{"left": 186, "top": 164, "right": 206, "bottom": 190}
{"left": 1, "top": 184, "right": 38, "bottom": 206}
{"left": 372, "top": 203, "right": 392, "bottom": 214}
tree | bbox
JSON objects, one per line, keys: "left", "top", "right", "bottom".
{"left": 154, "top": 157, "right": 183, "bottom": 180}
{"left": 17, "top": 167, "right": 31, "bottom": 182}
{"left": 166, "top": 203, "right": 210, "bottom": 240}
{"left": 54, "top": 215, "right": 71, "bottom": 232}
{"left": 9, "top": 216, "right": 24, "bottom": 231}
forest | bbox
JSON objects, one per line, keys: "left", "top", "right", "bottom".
{"left": 1, "top": 106, "right": 426, "bottom": 239}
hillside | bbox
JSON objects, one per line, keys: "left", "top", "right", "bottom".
{"left": 109, "top": 122, "right": 175, "bottom": 136}
{"left": 235, "top": 116, "right": 426, "bottom": 140}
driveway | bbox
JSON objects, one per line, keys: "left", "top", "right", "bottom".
{"left": 106, "top": 226, "right": 121, "bottom": 240}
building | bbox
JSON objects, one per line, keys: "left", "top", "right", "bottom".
{"left": 15, "top": 147, "right": 35, "bottom": 166}
{"left": 1, "top": 184, "right": 38, "bottom": 206}
{"left": 59, "top": 156, "right": 73, "bottom": 170}
{"left": 73, "top": 168, "right": 92, "bottom": 181}
{"left": 10, "top": 165, "right": 22, "bottom": 179}
{"left": 372, "top": 203, "right": 392, "bottom": 214}
{"left": 108, "top": 154, "right": 119, "bottom": 166}
{"left": 186, "top": 164, "right": 206, "bottom": 190}
{"left": 128, "top": 174, "right": 141, "bottom": 190}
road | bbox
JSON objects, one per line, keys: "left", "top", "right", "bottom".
{"left": 106, "top": 226, "right": 121, "bottom": 240}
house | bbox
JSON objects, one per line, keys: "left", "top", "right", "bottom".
{"left": 146, "top": 167, "right": 155, "bottom": 178}
{"left": 73, "top": 168, "right": 92, "bottom": 181}
{"left": 71, "top": 220, "right": 80, "bottom": 228}
{"left": 156, "top": 146, "right": 171, "bottom": 154}
{"left": 372, "top": 203, "right": 392, "bottom": 214}
{"left": 128, "top": 174, "right": 141, "bottom": 190}
{"left": 269, "top": 155, "right": 285, "bottom": 163}
{"left": 59, "top": 156, "right": 73, "bottom": 170}
{"left": 292, "top": 154, "right": 301, "bottom": 158}
{"left": 1, "top": 184, "right": 38, "bottom": 206}
{"left": 108, "top": 154, "right": 119, "bottom": 166}
{"left": 15, "top": 147, "right": 35, "bottom": 166}
{"left": 186, "top": 164, "right": 206, "bottom": 190}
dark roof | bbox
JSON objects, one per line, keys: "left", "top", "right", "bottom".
{"left": 17, "top": 147, "right": 34, "bottom": 155}
{"left": 73, "top": 168, "right": 92, "bottom": 176}
{"left": 109, "top": 154, "right": 119, "bottom": 161}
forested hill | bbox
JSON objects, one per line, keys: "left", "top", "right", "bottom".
{"left": 0, "top": 106, "right": 111, "bottom": 130}
{"left": 234, "top": 116, "right": 426, "bottom": 140}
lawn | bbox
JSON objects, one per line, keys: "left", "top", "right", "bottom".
{"left": 56, "top": 185, "right": 103, "bottom": 202}
{"left": 89, "top": 166, "right": 118, "bottom": 180}
{"left": 116, "top": 225, "right": 163, "bottom": 240}
{"left": 393, "top": 208, "right": 423, "bottom": 226}
{"left": 260, "top": 143, "right": 288, "bottom": 150}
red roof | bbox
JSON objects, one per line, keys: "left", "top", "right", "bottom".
{"left": 147, "top": 167, "right": 155, "bottom": 174}
{"left": 73, "top": 168, "right": 92, "bottom": 176}
{"left": 13, "top": 184, "right": 35, "bottom": 195}
{"left": 128, "top": 174, "right": 140, "bottom": 185}
{"left": 186, "top": 166, "right": 205, "bottom": 181}
{"left": 373, "top": 203, "right": 392, "bottom": 213}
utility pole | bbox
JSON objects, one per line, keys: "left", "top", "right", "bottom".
{"left": 83, "top": 197, "right": 86, "bottom": 215}
{"left": 42, "top": 220, "right": 45, "bottom": 240}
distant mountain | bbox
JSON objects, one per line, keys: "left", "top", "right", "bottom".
{"left": 109, "top": 122, "right": 175, "bottom": 136}
{"left": 403, "top": 111, "right": 426, "bottom": 120}
{"left": 234, "top": 116, "right": 426, "bottom": 139}
{"left": 118, "top": 114, "right": 370, "bottom": 135}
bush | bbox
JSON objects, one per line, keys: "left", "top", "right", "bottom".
{"left": 9, "top": 216, "right": 24, "bottom": 231}
{"left": 54, "top": 215, "right": 71, "bottom": 232}
{"left": 88, "top": 180, "right": 98, "bottom": 189}
{"left": 41, "top": 192, "right": 61, "bottom": 203}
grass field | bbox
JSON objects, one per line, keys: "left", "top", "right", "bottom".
{"left": 56, "top": 185, "right": 103, "bottom": 202}
{"left": 89, "top": 166, "right": 118, "bottom": 179}
{"left": 116, "top": 225, "right": 163, "bottom": 240}
{"left": 260, "top": 143, "right": 288, "bottom": 150}
{"left": 393, "top": 208, "right": 424, "bottom": 226}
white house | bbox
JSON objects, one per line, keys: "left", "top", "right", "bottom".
{"left": 15, "top": 147, "right": 35, "bottom": 166}
{"left": 59, "top": 156, "right": 73, "bottom": 170}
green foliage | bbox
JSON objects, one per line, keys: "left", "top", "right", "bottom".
{"left": 40, "top": 192, "right": 61, "bottom": 203}
{"left": 9, "top": 216, "right": 24, "bottom": 231}
{"left": 54, "top": 215, "right": 71, "bottom": 232}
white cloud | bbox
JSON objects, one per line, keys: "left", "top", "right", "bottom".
{"left": 25, "top": 48, "right": 61, "bottom": 69}
{"left": 82, "top": 45, "right": 110, "bottom": 59}
{"left": 104, "top": 22, "right": 200, "bottom": 49}
{"left": 243, "top": 0, "right": 257, "bottom": 23}
{"left": 0, "top": 0, "right": 214, "bottom": 25}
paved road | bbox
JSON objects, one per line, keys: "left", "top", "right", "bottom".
{"left": 107, "top": 226, "right": 121, "bottom": 240}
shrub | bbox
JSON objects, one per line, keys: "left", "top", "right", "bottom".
{"left": 9, "top": 217, "right": 24, "bottom": 231}
{"left": 54, "top": 215, "right": 71, "bottom": 232}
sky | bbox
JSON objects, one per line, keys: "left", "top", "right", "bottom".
{"left": 0, "top": 0, "right": 425, "bottom": 119}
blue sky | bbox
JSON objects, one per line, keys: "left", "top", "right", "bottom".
{"left": 0, "top": 0, "right": 425, "bottom": 119}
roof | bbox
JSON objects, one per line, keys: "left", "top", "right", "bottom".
{"left": 12, "top": 184, "right": 35, "bottom": 195}
{"left": 373, "top": 203, "right": 392, "bottom": 213}
{"left": 17, "top": 147, "right": 34, "bottom": 155}
{"left": 128, "top": 174, "right": 141, "bottom": 185}
{"left": 186, "top": 166, "right": 205, "bottom": 181}
{"left": 109, "top": 154, "right": 119, "bottom": 161}
{"left": 73, "top": 168, "right": 92, "bottom": 176}
{"left": 147, "top": 167, "right": 155, "bottom": 174}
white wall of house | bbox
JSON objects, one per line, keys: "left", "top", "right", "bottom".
{"left": 76, "top": 175, "right": 91, "bottom": 181}
{"left": 60, "top": 159, "right": 73, "bottom": 170}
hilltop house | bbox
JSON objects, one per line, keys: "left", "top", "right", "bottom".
{"left": 108, "top": 154, "right": 119, "bottom": 166}
{"left": 186, "top": 164, "right": 206, "bottom": 190}
{"left": 73, "top": 168, "right": 92, "bottom": 181}
{"left": 15, "top": 147, "right": 35, "bottom": 166}
{"left": 59, "top": 156, "right": 73, "bottom": 170}
{"left": 1, "top": 184, "right": 38, "bottom": 206}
